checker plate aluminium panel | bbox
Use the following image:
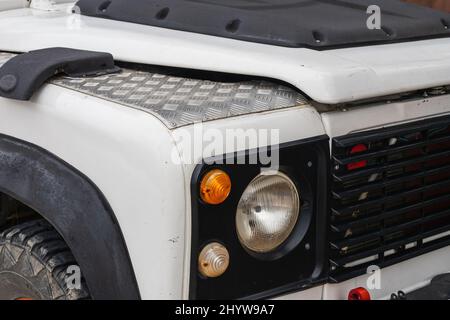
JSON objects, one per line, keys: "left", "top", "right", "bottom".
{"left": 0, "top": 52, "right": 308, "bottom": 128}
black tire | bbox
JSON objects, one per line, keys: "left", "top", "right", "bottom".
{"left": 0, "top": 219, "right": 90, "bottom": 300}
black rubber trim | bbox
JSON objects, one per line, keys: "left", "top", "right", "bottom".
{"left": 76, "top": 0, "right": 450, "bottom": 49}
{"left": 0, "top": 47, "right": 120, "bottom": 101}
{"left": 0, "top": 195, "right": 7, "bottom": 227}
{"left": 0, "top": 134, "right": 140, "bottom": 300}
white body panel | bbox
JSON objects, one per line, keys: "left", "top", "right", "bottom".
{"left": 0, "top": 0, "right": 27, "bottom": 11}
{"left": 324, "top": 246, "right": 450, "bottom": 300}
{"left": 0, "top": 84, "right": 188, "bottom": 299}
{"left": 1, "top": 3, "right": 450, "bottom": 104}
{"left": 0, "top": 0, "right": 72, "bottom": 11}
{"left": 0, "top": 82, "right": 326, "bottom": 299}
{"left": 278, "top": 246, "right": 450, "bottom": 300}
{"left": 321, "top": 94, "right": 450, "bottom": 138}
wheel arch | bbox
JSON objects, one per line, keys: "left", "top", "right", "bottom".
{"left": 0, "top": 134, "right": 140, "bottom": 300}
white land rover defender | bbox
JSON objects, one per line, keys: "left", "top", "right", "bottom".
{"left": 0, "top": 0, "right": 450, "bottom": 300}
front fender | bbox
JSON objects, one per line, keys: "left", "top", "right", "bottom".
{"left": 0, "top": 134, "right": 140, "bottom": 300}
{"left": 0, "top": 83, "right": 187, "bottom": 299}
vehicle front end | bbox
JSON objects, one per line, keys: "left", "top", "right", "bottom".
{"left": 0, "top": 0, "right": 449, "bottom": 300}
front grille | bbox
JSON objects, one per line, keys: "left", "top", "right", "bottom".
{"left": 330, "top": 115, "right": 450, "bottom": 282}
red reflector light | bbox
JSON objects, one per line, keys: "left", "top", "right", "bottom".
{"left": 348, "top": 287, "right": 371, "bottom": 300}
{"left": 347, "top": 144, "right": 368, "bottom": 171}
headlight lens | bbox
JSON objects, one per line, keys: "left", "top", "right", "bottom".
{"left": 236, "top": 172, "right": 300, "bottom": 254}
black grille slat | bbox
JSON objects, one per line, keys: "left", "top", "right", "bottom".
{"left": 334, "top": 116, "right": 450, "bottom": 148}
{"left": 334, "top": 149, "right": 450, "bottom": 183}
{"left": 329, "top": 236, "right": 450, "bottom": 283}
{"left": 330, "top": 115, "right": 450, "bottom": 281}
{"left": 333, "top": 163, "right": 450, "bottom": 200}
{"left": 331, "top": 223, "right": 450, "bottom": 267}
{"left": 332, "top": 208, "right": 450, "bottom": 250}
{"left": 332, "top": 194, "right": 450, "bottom": 232}
{"left": 332, "top": 178, "right": 450, "bottom": 217}
{"left": 333, "top": 135, "right": 450, "bottom": 165}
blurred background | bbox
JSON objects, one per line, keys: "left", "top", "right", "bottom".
{"left": 404, "top": 0, "right": 450, "bottom": 12}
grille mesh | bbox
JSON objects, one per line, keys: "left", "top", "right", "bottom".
{"left": 330, "top": 115, "right": 450, "bottom": 282}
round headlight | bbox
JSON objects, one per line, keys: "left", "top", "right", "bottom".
{"left": 236, "top": 172, "right": 300, "bottom": 254}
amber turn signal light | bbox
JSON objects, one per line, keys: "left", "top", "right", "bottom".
{"left": 200, "top": 169, "right": 231, "bottom": 205}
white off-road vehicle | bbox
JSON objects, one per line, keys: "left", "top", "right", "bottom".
{"left": 0, "top": 0, "right": 450, "bottom": 300}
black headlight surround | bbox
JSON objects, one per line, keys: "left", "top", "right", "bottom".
{"left": 190, "top": 136, "right": 330, "bottom": 299}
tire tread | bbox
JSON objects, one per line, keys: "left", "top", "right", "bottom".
{"left": 0, "top": 219, "right": 90, "bottom": 300}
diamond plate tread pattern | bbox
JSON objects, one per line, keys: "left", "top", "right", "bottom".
{"left": 0, "top": 52, "right": 308, "bottom": 128}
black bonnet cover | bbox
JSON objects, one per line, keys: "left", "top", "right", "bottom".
{"left": 76, "top": 0, "right": 450, "bottom": 49}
